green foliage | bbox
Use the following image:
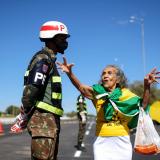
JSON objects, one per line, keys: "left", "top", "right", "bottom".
{"left": 5, "top": 105, "right": 20, "bottom": 116}
{"left": 66, "top": 111, "right": 77, "bottom": 117}
{"left": 129, "top": 80, "right": 160, "bottom": 104}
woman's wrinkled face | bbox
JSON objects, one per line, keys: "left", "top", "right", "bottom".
{"left": 101, "top": 67, "right": 119, "bottom": 91}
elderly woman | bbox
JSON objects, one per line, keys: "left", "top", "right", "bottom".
{"left": 57, "top": 57, "right": 160, "bottom": 160}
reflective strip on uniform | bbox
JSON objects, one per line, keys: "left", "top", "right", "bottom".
{"left": 52, "top": 92, "right": 62, "bottom": 99}
{"left": 25, "top": 70, "right": 29, "bottom": 76}
{"left": 52, "top": 76, "right": 61, "bottom": 83}
{"left": 36, "top": 101, "right": 63, "bottom": 116}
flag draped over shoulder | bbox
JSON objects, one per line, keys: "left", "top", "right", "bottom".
{"left": 92, "top": 84, "right": 150, "bottom": 129}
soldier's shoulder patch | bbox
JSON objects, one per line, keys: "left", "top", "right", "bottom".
{"left": 42, "top": 64, "right": 49, "bottom": 73}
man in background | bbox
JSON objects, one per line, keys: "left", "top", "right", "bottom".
{"left": 75, "top": 94, "right": 88, "bottom": 151}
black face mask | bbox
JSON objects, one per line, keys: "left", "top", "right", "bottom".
{"left": 56, "top": 41, "right": 68, "bottom": 54}
{"left": 54, "top": 34, "right": 69, "bottom": 54}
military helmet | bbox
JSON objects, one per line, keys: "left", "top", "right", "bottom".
{"left": 39, "top": 21, "right": 70, "bottom": 41}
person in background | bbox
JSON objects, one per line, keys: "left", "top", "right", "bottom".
{"left": 11, "top": 21, "right": 70, "bottom": 160}
{"left": 75, "top": 94, "right": 88, "bottom": 151}
{"left": 57, "top": 57, "right": 160, "bottom": 160}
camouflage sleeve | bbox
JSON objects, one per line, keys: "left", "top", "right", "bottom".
{"left": 22, "top": 59, "right": 52, "bottom": 114}
{"left": 21, "top": 84, "right": 40, "bottom": 114}
{"left": 27, "top": 59, "right": 51, "bottom": 86}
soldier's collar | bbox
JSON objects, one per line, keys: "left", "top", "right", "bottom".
{"left": 43, "top": 47, "right": 56, "bottom": 59}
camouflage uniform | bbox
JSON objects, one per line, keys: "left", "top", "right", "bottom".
{"left": 76, "top": 95, "right": 87, "bottom": 150}
{"left": 22, "top": 47, "right": 63, "bottom": 160}
{"left": 28, "top": 110, "right": 60, "bottom": 160}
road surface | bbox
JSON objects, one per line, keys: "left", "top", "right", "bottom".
{"left": 1, "top": 117, "right": 160, "bottom": 160}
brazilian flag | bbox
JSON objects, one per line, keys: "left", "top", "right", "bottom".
{"left": 92, "top": 84, "right": 150, "bottom": 129}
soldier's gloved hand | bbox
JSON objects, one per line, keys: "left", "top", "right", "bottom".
{"left": 10, "top": 106, "right": 29, "bottom": 133}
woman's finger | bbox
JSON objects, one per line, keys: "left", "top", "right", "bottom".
{"left": 69, "top": 63, "right": 75, "bottom": 67}
{"left": 153, "top": 79, "right": 159, "bottom": 83}
{"left": 150, "top": 68, "right": 157, "bottom": 74}
{"left": 155, "top": 76, "right": 160, "bottom": 79}
{"left": 56, "top": 61, "right": 62, "bottom": 66}
{"left": 63, "top": 56, "right": 67, "bottom": 65}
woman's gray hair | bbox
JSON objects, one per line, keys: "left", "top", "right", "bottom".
{"left": 99, "top": 65, "right": 128, "bottom": 88}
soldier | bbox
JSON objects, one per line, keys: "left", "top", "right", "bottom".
{"left": 75, "top": 94, "right": 87, "bottom": 151}
{"left": 11, "top": 21, "right": 70, "bottom": 160}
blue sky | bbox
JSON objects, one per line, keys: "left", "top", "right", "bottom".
{"left": 0, "top": 0, "right": 160, "bottom": 115}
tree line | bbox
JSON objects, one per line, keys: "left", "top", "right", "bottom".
{"left": 1, "top": 81, "right": 160, "bottom": 116}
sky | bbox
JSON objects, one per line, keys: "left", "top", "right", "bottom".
{"left": 0, "top": 0, "right": 160, "bottom": 115}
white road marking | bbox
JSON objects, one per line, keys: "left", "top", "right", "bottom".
{"left": 15, "top": 146, "right": 30, "bottom": 155}
{"left": 85, "top": 130, "right": 90, "bottom": 135}
{"left": 74, "top": 150, "right": 82, "bottom": 157}
{"left": 85, "top": 121, "right": 94, "bottom": 135}
{"left": 73, "top": 120, "right": 95, "bottom": 158}
{"left": 88, "top": 121, "right": 94, "bottom": 130}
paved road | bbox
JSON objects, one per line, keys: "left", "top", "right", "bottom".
{"left": 1, "top": 118, "right": 160, "bottom": 160}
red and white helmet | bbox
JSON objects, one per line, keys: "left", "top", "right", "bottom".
{"left": 39, "top": 21, "right": 69, "bottom": 41}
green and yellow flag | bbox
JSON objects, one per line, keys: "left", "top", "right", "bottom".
{"left": 92, "top": 84, "right": 150, "bottom": 129}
